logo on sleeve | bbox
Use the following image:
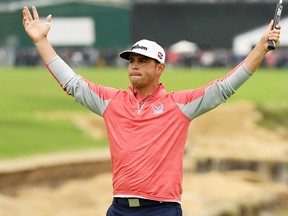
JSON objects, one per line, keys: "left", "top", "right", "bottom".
{"left": 152, "top": 104, "right": 164, "bottom": 114}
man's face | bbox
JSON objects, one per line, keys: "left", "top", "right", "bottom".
{"left": 128, "top": 53, "right": 162, "bottom": 89}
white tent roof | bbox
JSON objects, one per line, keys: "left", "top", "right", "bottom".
{"left": 169, "top": 40, "right": 199, "bottom": 54}
{"left": 233, "top": 17, "right": 288, "bottom": 56}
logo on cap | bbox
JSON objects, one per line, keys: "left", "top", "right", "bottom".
{"left": 131, "top": 44, "right": 148, "bottom": 51}
{"left": 158, "top": 52, "right": 163, "bottom": 60}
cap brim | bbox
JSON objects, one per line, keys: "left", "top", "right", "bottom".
{"left": 119, "top": 50, "right": 134, "bottom": 61}
{"left": 119, "top": 50, "right": 162, "bottom": 63}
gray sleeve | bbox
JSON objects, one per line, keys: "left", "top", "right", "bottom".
{"left": 177, "top": 63, "right": 253, "bottom": 120}
{"left": 46, "top": 56, "right": 114, "bottom": 116}
{"left": 46, "top": 55, "right": 81, "bottom": 93}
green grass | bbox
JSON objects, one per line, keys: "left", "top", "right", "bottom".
{"left": 277, "top": 207, "right": 288, "bottom": 216}
{"left": 1, "top": 66, "right": 288, "bottom": 160}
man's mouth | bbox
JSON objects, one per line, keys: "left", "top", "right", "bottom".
{"left": 130, "top": 72, "right": 141, "bottom": 77}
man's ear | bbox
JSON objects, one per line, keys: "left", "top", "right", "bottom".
{"left": 156, "top": 63, "right": 166, "bottom": 75}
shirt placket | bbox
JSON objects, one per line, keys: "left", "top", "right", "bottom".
{"left": 136, "top": 95, "right": 152, "bottom": 115}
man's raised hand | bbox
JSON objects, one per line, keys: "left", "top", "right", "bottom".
{"left": 22, "top": 6, "right": 52, "bottom": 44}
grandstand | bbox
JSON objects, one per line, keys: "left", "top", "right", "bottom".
{"left": 0, "top": 0, "right": 286, "bottom": 67}
{"left": 0, "top": 0, "right": 279, "bottom": 4}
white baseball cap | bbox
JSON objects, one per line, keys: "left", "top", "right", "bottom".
{"left": 119, "top": 39, "right": 165, "bottom": 64}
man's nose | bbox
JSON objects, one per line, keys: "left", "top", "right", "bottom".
{"left": 131, "top": 62, "right": 139, "bottom": 69}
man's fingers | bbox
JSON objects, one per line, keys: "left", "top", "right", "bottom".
{"left": 22, "top": 8, "right": 30, "bottom": 26}
{"left": 32, "top": 6, "right": 39, "bottom": 20}
{"left": 22, "top": 17, "right": 28, "bottom": 27}
{"left": 269, "top": 26, "right": 281, "bottom": 40}
{"left": 24, "top": 6, "right": 33, "bottom": 22}
{"left": 267, "top": 20, "right": 274, "bottom": 31}
{"left": 23, "top": 6, "right": 47, "bottom": 27}
{"left": 266, "top": 19, "right": 281, "bottom": 44}
{"left": 46, "top": 14, "right": 52, "bottom": 25}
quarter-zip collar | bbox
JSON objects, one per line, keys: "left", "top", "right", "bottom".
{"left": 129, "top": 83, "right": 165, "bottom": 103}
{"left": 129, "top": 83, "right": 166, "bottom": 115}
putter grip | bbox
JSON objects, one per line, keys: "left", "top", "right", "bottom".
{"left": 268, "top": 3, "right": 283, "bottom": 50}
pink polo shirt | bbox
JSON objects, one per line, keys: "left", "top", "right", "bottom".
{"left": 46, "top": 56, "right": 253, "bottom": 202}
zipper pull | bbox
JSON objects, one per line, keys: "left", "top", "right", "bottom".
{"left": 138, "top": 106, "right": 141, "bottom": 115}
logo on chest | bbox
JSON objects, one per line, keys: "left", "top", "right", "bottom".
{"left": 151, "top": 104, "right": 164, "bottom": 114}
